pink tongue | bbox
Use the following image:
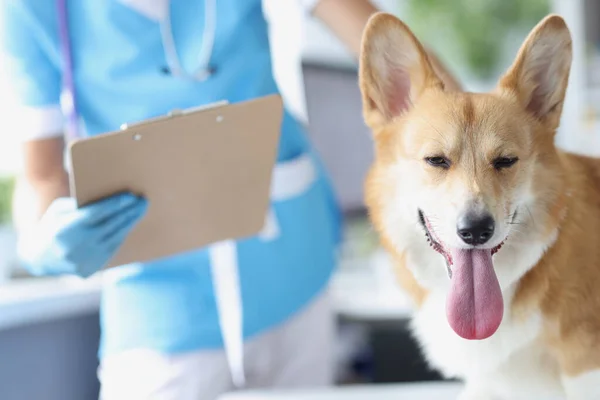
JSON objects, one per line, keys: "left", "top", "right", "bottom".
{"left": 446, "top": 249, "right": 503, "bottom": 340}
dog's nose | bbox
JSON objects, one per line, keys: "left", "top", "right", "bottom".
{"left": 457, "top": 213, "right": 495, "bottom": 245}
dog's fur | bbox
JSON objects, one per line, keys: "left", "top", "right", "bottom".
{"left": 359, "top": 13, "right": 600, "bottom": 399}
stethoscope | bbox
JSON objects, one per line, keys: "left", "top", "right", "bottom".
{"left": 57, "top": 0, "right": 216, "bottom": 139}
{"left": 56, "top": 0, "right": 246, "bottom": 388}
{"left": 159, "top": 0, "right": 216, "bottom": 81}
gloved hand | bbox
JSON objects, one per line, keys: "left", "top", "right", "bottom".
{"left": 17, "top": 192, "right": 148, "bottom": 278}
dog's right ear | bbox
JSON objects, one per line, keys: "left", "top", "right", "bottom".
{"left": 359, "top": 13, "right": 443, "bottom": 129}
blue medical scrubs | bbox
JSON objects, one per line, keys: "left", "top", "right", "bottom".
{"left": 1, "top": 0, "right": 342, "bottom": 358}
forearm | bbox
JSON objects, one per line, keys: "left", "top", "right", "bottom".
{"left": 312, "top": 0, "right": 461, "bottom": 91}
{"left": 12, "top": 137, "right": 69, "bottom": 232}
{"left": 13, "top": 174, "right": 68, "bottom": 228}
{"left": 312, "top": 0, "right": 378, "bottom": 57}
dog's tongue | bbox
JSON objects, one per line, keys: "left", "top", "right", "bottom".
{"left": 446, "top": 248, "right": 503, "bottom": 340}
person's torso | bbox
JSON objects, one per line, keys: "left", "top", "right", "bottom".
{"left": 29, "top": 0, "right": 310, "bottom": 160}
{"left": 20, "top": 0, "right": 342, "bottom": 357}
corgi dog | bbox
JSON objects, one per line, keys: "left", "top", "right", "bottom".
{"left": 359, "top": 12, "right": 600, "bottom": 399}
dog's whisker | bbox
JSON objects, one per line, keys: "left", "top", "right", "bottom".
{"left": 525, "top": 205, "right": 537, "bottom": 228}
{"left": 416, "top": 115, "right": 447, "bottom": 144}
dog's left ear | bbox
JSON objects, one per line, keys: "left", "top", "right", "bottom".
{"left": 496, "top": 15, "right": 572, "bottom": 127}
{"left": 359, "top": 13, "right": 444, "bottom": 129}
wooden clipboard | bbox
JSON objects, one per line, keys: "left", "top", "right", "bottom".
{"left": 68, "top": 94, "right": 283, "bottom": 268}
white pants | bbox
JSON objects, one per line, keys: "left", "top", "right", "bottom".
{"left": 98, "top": 290, "right": 334, "bottom": 400}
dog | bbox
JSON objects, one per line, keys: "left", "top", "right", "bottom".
{"left": 359, "top": 12, "right": 600, "bottom": 399}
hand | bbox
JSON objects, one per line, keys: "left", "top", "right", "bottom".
{"left": 17, "top": 193, "right": 148, "bottom": 278}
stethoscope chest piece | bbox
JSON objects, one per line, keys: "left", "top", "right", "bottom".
{"left": 160, "top": 65, "right": 217, "bottom": 81}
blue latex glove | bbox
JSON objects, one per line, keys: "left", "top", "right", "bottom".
{"left": 17, "top": 192, "right": 148, "bottom": 278}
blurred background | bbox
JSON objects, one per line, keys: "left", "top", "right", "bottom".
{"left": 0, "top": 0, "right": 597, "bottom": 399}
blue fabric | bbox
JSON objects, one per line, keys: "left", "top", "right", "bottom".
{"left": 0, "top": 1, "right": 61, "bottom": 106}
{"left": 1, "top": 0, "right": 343, "bottom": 358}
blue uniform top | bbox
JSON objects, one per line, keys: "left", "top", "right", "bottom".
{"left": 1, "top": 0, "right": 342, "bottom": 358}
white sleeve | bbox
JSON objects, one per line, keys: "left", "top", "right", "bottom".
{"left": 10, "top": 105, "right": 64, "bottom": 141}
{"left": 0, "top": 2, "right": 64, "bottom": 141}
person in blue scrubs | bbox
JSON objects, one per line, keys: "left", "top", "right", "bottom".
{"left": 1, "top": 1, "right": 457, "bottom": 399}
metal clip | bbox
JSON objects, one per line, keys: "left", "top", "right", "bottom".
{"left": 120, "top": 100, "right": 229, "bottom": 131}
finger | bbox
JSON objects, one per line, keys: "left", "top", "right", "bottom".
{"left": 101, "top": 214, "right": 144, "bottom": 254}
{"left": 97, "top": 200, "right": 148, "bottom": 244}
{"left": 79, "top": 193, "right": 145, "bottom": 225}
{"left": 58, "top": 197, "right": 146, "bottom": 242}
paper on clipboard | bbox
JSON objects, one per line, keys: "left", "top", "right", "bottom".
{"left": 68, "top": 94, "right": 283, "bottom": 268}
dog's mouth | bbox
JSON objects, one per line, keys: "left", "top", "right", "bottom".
{"left": 417, "top": 210, "right": 504, "bottom": 279}
{"left": 417, "top": 209, "right": 505, "bottom": 341}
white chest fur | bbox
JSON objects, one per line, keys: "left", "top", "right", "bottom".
{"left": 411, "top": 292, "right": 564, "bottom": 399}
{"left": 411, "top": 289, "right": 538, "bottom": 377}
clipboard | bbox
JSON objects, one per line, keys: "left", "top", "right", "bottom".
{"left": 68, "top": 94, "right": 283, "bottom": 268}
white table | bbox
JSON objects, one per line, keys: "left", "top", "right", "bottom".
{"left": 0, "top": 246, "right": 412, "bottom": 331}
{"left": 218, "top": 382, "right": 463, "bottom": 400}
{"left": 0, "top": 274, "right": 103, "bottom": 330}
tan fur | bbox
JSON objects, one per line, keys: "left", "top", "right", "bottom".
{"left": 516, "top": 153, "right": 600, "bottom": 376}
{"left": 359, "top": 11, "right": 600, "bottom": 389}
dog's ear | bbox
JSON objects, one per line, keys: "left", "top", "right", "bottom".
{"left": 496, "top": 15, "right": 572, "bottom": 127}
{"left": 359, "top": 13, "right": 444, "bottom": 129}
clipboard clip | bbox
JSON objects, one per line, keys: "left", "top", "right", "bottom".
{"left": 120, "top": 100, "right": 229, "bottom": 131}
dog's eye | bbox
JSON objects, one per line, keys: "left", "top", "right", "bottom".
{"left": 425, "top": 156, "right": 451, "bottom": 169}
{"left": 493, "top": 157, "right": 519, "bottom": 170}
